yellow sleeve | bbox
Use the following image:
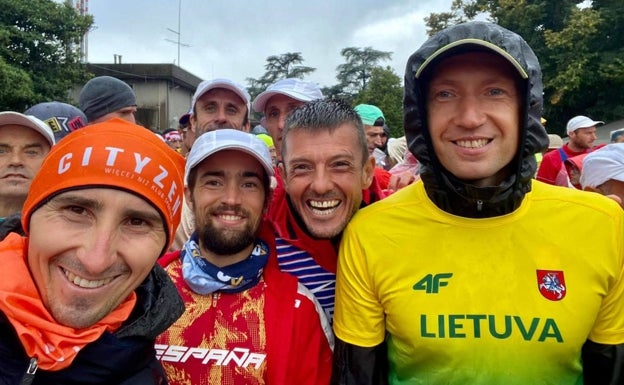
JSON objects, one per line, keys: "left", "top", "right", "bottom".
{"left": 588, "top": 208, "right": 624, "bottom": 345}
{"left": 333, "top": 221, "right": 386, "bottom": 347}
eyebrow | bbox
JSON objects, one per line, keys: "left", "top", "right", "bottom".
{"left": 51, "top": 193, "right": 162, "bottom": 222}
{"left": 287, "top": 153, "right": 356, "bottom": 165}
{"left": 0, "top": 142, "right": 46, "bottom": 149}
{"left": 52, "top": 194, "right": 104, "bottom": 211}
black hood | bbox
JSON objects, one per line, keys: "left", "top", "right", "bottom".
{"left": 404, "top": 21, "right": 549, "bottom": 217}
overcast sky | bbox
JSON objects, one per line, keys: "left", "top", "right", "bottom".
{"left": 83, "top": 0, "right": 453, "bottom": 88}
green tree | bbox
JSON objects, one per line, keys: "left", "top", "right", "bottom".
{"left": 246, "top": 52, "right": 315, "bottom": 100}
{"left": 354, "top": 66, "right": 404, "bottom": 137}
{"left": 425, "top": 0, "right": 624, "bottom": 137}
{"left": 0, "top": 0, "right": 93, "bottom": 110}
{"left": 335, "top": 47, "right": 392, "bottom": 97}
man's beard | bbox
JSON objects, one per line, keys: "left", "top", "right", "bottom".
{"left": 197, "top": 211, "right": 257, "bottom": 256}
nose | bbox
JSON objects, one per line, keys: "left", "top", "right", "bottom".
{"left": 222, "top": 182, "right": 243, "bottom": 206}
{"left": 277, "top": 114, "right": 287, "bottom": 133}
{"left": 309, "top": 168, "right": 333, "bottom": 194}
{"left": 8, "top": 151, "right": 24, "bottom": 166}
{"left": 454, "top": 95, "right": 486, "bottom": 129}
{"left": 75, "top": 226, "right": 118, "bottom": 275}
{"left": 214, "top": 107, "right": 227, "bottom": 124}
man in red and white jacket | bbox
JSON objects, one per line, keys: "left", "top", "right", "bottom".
{"left": 156, "top": 129, "right": 332, "bottom": 385}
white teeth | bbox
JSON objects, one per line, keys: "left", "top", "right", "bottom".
{"left": 456, "top": 139, "right": 489, "bottom": 148}
{"left": 64, "top": 270, "right": 112, "bottom": 289}
{"left": 309, "top": 200, "right": 340, "bottom": 209}
{"left": 219, "top": 214, "right": 242, "bottom": 221}
{"left": 311, "top": 207, "right": 337, "bottom": 216}
{"left": 308, "top": 200, "right": 340, "bottom": 216}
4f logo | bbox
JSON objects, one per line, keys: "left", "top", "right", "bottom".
{"left": 413, "top": 273, "right": 453, "bottom": 293}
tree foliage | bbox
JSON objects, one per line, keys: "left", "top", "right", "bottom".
{"left": 246, "top": 52, "right": 315, "bottom": 101}
{"left": 0, "top": 0, "right": 93, "bottom": 110}
{"left": 425, "top": 0, "right": 624, "bottom": 136}
{"left": 354, "top": 66, "right": 404, "bottom": 138}
{"left": 335, "top": 47, "right": 392, "bottom": 97}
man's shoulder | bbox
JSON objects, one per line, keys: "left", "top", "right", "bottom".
{"left": 531, "top": 180, "right": 623, "bottom": 217}
{"left": 541, "top": 148, "right": 563, "bottom": 163}
{"left": 355, "top": 181, "right": 425, "bottom": 220}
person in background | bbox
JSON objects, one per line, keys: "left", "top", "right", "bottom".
{"left": 610, "top": 128, "right": 624, "bottom": 143}
{"left": 24, "top": 101, "right": 87, "bottom": 142}
{"left": 252, "top": 78, "right": 324, "bottom": 164}
{"left": 332, "top": 21, "right": 624, "bottom": 385}
{"left": 156, "top": 129, "right": 332, "bottom": 384}
{"left": 536, "top": 115, "right": 602, "bottom": 185}
{"left": 372, "top": 124, "right": 391, "bottom": 170}
{"left": 256, "top": 132, "right": 278, "bottom": 167}
{"left": 354, "top": 104, "right": 415, "bottom": 192}
{"left": 190, "top": 78, "right": 251, "bottom": 137}
{"left": 177, "top": 109, "right": 195, "bottom": 157}
{"left": 0, "top": 118, "right": 185, "bottom": 384}
{"left": 162, "top": 128, "right": 183, "bottom": 153}
{"left": 558, "top": 153, "right": 588, "bottom": 189}
{"left": 78, "top": 76, "right": 138, "bottom": 124}
{"left": 581, "top": 143, "right": 624, "bottom": 208}
{"left": 0, "top": 111, "right": 54, "bottom": 239}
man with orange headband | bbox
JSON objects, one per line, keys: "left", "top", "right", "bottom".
{"left": 0, "top": 118, "right": 186, "bottom": 384}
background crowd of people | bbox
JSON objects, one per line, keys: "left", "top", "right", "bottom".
{"left": 0, "top": 20, "right": 623, "bottom": 385}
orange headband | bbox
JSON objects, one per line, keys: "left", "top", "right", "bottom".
{"left": 22, "top": 118, "right": 185, "bottom": 252}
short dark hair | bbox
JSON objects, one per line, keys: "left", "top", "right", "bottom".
{"left": 282, "top": 99, "right": 368, "bottom": 165}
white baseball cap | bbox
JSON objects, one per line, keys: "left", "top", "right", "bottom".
{"left": 580, "top": 144, "right": 624, "bottom": 188}
{"left": 252, "top": 78, "right": 324, "bottom": 112}
{"left": 185, "top": 128, "right": 274, "bottom": 185}
{"left": 0, "top": 111, "right": 55, "bottom": 146}
{"left": 566, "top": 115, "right": 604, "bottom": 134}
{"left": 191, "top": 78, "right": 251, "bottom": 112}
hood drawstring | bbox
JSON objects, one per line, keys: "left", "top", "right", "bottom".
{"left": 19, "top": 357, "right": 37, "bottom": 385}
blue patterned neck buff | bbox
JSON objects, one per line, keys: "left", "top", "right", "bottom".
{"left": 181, "top": 233, "right": 269, "bottom": 295}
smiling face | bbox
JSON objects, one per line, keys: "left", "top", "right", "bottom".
{"left": 27, "top": 188, "right": 166, "bottom": 328}
{"left": 0, "top": 125, "right": 50, "bottom": 208}
{"left": 187, "top": 150, "right": 267, "bottom": 266}
{"left": 426, "top": 51, "right": 522, "bottom": 187}
{"left": 280, "top": 123, "right": 374, "bottom": 239}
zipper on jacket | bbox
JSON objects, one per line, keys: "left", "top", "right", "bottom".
{"left": 476, "top": 199, "right": 483, "bottom": 211}
{"left": 211, "top": 292, "right": 219, "bottom": 307}
{"left": 19, "top": 357, "right": 38, "bottom": 385}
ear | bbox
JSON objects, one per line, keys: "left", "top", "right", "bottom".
{"left": 189, "top": 114, "right": 198, "bottom": 135}
{"left": 184, "top": 185, "right": 194, "bottom": 212}
{"left": 361, "top": 156, "right": 375, "bottom": 189}
{"left": 278, "top": 162, "right": 288, "bottom": 192}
